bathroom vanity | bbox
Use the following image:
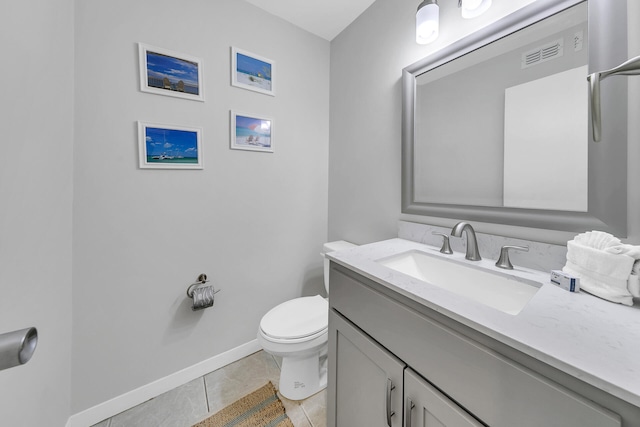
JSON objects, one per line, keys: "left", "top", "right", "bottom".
{"left": 326, "top": 239, "right": 640, "bottom": 427}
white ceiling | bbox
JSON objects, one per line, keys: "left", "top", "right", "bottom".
{"left": 244, "top": 0, "right": 377, "bottom": 41}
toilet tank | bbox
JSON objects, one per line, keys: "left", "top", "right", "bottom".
{"left": 321, "top": 240, "right": 357, "bottom": 294}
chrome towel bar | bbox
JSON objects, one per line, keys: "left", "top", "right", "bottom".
{"left": 588, "top": 54, "right": 640, "bottom": 142}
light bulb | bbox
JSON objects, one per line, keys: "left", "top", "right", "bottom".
{"left": 416, "top": 0, "right": 439, "bottom": 44}
{"left": 461, "top": 0, "right": 492, "bottom": 19}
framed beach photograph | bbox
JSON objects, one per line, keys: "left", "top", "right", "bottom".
{"left": 138, "top": 122, "right": 203, "bottom": 169}
{"left": 231, "top": 47, "right": 275, "bottom": 96}
{"left": 138, "top": 43, "right": 204, "bottom": 101}
{"left": 230, "top": 111, "right": 273, "bottom": 153}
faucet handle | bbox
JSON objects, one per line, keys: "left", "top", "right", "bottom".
{"left": 495, "top": 245, "right": 529, "bottom": 270}
{"left": 432, "top": 232, "right": 453, "bottom": 254}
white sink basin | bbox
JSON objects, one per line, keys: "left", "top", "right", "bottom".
{"left": 377, "top": 250, "right": 541, "bottom": 315}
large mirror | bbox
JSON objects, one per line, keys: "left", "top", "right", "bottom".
{"left": 402, "top": 0, "right": 628, "bottom": 236}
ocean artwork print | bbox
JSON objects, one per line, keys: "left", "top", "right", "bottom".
{"left": 147, "top": 51, "right": 199, "bottom": 94}
{"left": 231, "top": 112, "right": 273, "bottom": 152}
{"left": 139, "top": 44, "right": 204, "bottom": 101}
{"left": 232, "top": 47, "right": 275, "bottom": 96}
{"left": 138, "top": 122, "right": 203, "bottom": 169}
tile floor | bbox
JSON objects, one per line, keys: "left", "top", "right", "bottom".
{"left": 90, "top": 350, "right": 326, "bottom": 427}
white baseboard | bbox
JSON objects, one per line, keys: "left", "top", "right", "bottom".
{"left": 66, "top": 339, "right": 261, "bottom": 427}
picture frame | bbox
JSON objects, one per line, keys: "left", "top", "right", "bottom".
{"left": 138, "top": 122, "right": 203, "bottom": 169}
{"left": 138, "top": 43, "right": 204, "bottom": 102}
{"left": 230, "top": 111, "right": 274, "bottom": 153}
{"left": 231, "top": 47, "right": 275, "bottom": 96}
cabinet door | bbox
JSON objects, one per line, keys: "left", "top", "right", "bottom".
{"left": 328, "top": 309, "right": 405, "bottom": 427}
{"left": 404, "top": 368, "right": 483, "bottom": 427}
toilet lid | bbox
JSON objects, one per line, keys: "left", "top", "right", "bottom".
{"left": 260, "top": 295, "right": 328, "bottom": 340}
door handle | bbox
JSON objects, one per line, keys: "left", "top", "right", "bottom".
{"left": 386, "top": 378, "right": 396, "bottom": 426}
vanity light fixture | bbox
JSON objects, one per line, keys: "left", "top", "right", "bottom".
{"left": 416, "top": 0, "right": 492, "bottom": 45}
{"left": 416, "top": 0, "right": 439, "bottom": 45}
{"left": 459, "top": 0, "right": 492, "bottom": 19}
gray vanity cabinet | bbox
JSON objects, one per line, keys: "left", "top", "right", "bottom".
{"left": 328, "top": 263, "right": 632, "bottom": 427}
{"left": 328, "top": 310, "right": 405, "bottom": 427}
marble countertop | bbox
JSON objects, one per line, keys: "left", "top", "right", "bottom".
{"left": 327, "top": 238, "right": 640, "bottom": 408}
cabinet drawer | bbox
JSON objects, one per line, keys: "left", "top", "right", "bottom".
{"left": 330, "top": 265, "right": 621, "bottom": 427}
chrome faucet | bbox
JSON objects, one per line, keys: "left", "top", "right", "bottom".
{"left": 450, "top": 221, "right": 481, "bottom": 261}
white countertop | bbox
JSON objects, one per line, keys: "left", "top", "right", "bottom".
{"left": 327, "top": 238, "right": 640, "bottom": 408}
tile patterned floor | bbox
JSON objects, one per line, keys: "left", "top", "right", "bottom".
{"left": 91, "top": 351, "right": 326, "bottom": 427}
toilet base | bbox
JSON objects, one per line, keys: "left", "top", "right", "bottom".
{"left": 278, "top": 347, "right": 328, "bottom": 401}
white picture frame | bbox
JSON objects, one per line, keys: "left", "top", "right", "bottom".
{"left": 230, "top": 111, "right": 274, "bottom": 153}
{"left": 138, "top": 121, "right": 203, "bottom": 169}
{"left": 138, "top": 43, "right": 204, "bottom": 102}
{"left": 231, "top": 47, "right": 275, "bottom": 97}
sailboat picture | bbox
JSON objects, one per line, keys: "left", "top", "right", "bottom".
{"left": 138, "top": 121, "right": 203, "bottom": 169}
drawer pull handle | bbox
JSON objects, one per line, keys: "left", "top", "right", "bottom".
{"left": 386, "top": 378, "right": 396, "bottom": 426}
{"left": 405, "top": 397, "right": 415, "bottom": 427}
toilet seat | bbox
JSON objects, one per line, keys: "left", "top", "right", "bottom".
{"left": 260, "top": 295, "right": 328, "bottom": 343}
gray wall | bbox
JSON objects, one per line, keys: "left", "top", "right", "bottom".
{"left": 73, "top": 0, "right": 329, "bottom": 413}
{"left": 329, "top": 0, "right": 536, "bottom": 245}
{"left": 329, "top": 0, "right": 640, "bottom": 246}
{"left": 0, "top": 0, "right": 74, "bottom": 425}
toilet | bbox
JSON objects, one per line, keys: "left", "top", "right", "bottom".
{"left": 257, "top": 240, "right": 356, "bottom": 400}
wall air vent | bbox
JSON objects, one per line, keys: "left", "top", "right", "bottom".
{"left": 521, "top": 38, "right": 564, "bottom": 69}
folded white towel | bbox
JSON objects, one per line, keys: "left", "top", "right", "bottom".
{"left": 565, "top": 240, "right": 635, "bottom": 280}
{"left": 563, "top": 239, "right": 635, "bottom": 306}
{"left": 564, "top": 262, "right": 634, "bottom": 305}
{"left": 604, "top": 244, "right": 640, "bottom": 299}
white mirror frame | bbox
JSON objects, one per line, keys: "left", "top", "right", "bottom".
{"left": 402, "top": 0, "right": 628, "bottom": 236}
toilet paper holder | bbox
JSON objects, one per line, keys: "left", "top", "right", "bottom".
{"left": 0, "top": 327, "right": 38, "bottom": 372}
{"left": 186, "top": 274, "right": 220, "bottom": 311}
{"left": 186, "top": 273, "right": 212, "bottom": 298}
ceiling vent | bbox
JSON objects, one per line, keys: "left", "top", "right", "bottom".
{"left": 521, "top": 38, "right": 564, "bottom": 69}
